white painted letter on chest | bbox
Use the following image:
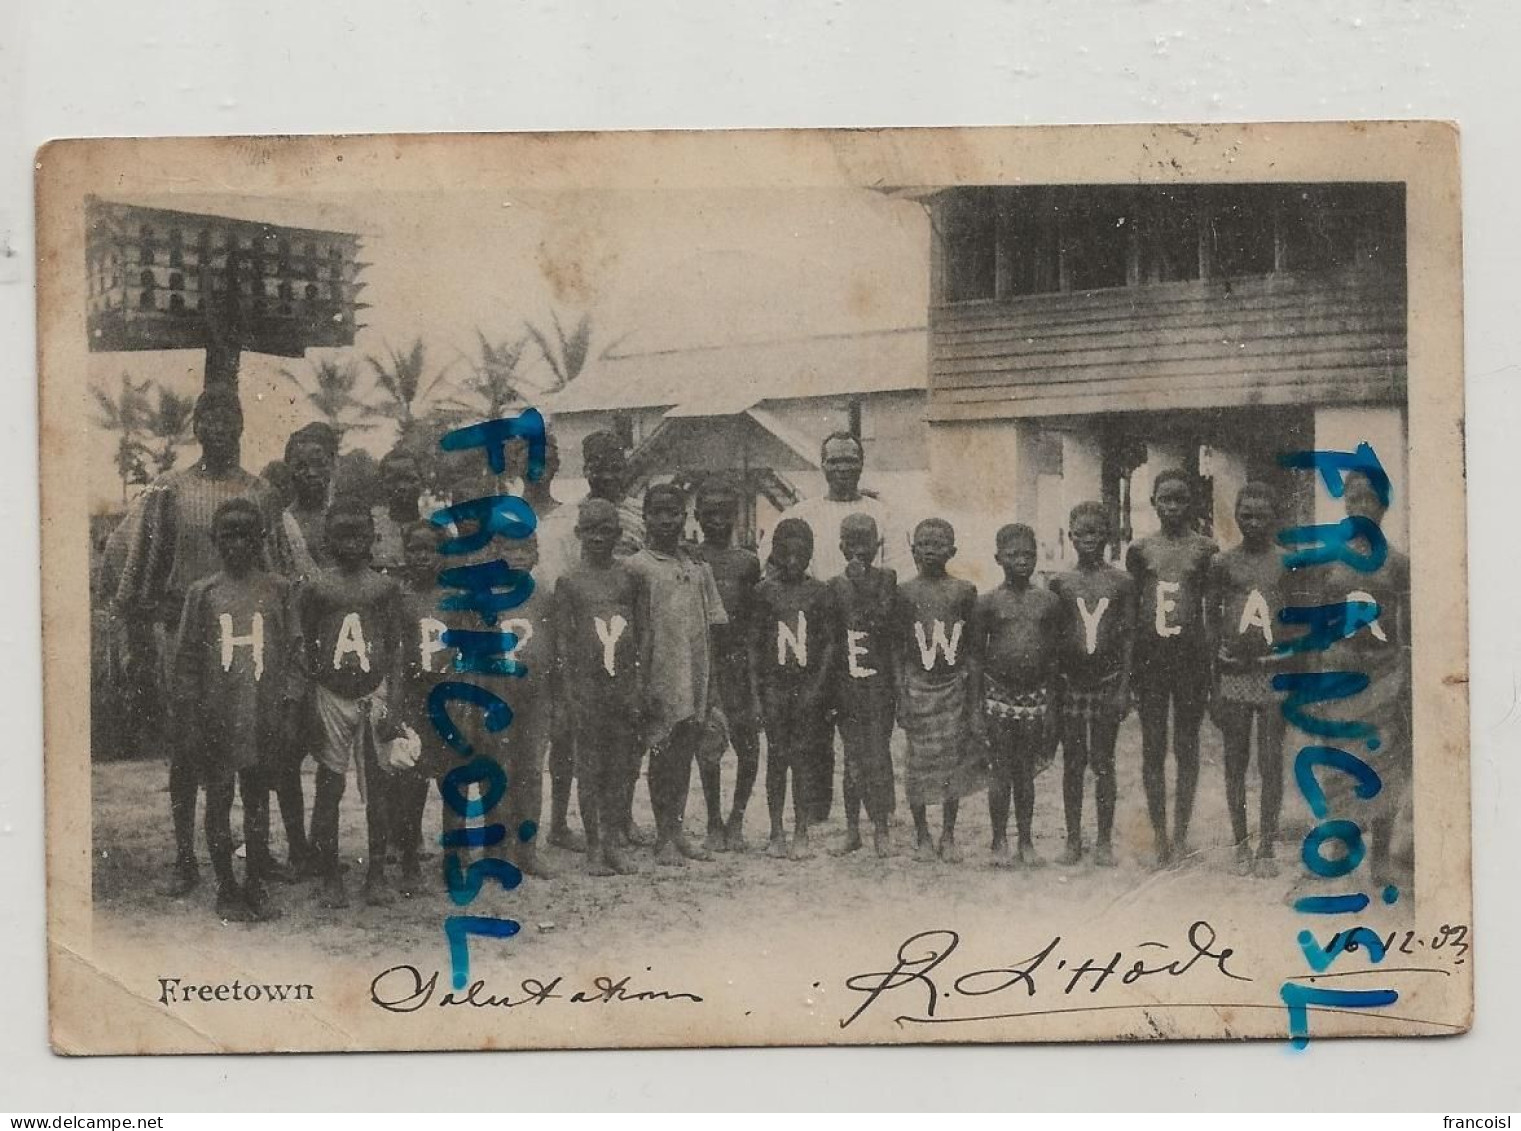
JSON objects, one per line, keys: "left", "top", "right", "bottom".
{"left": 1154, "top": 580, "right": 1182, "bottom": 637}
{"left": 218, "top": 612, "right": 265, "bottom": 681}
{"left": 777, "top": 611, "right": 808, "bottom": 667}
{"left": 1237, "top": 589, "right": 1274, "bottom": 644}
{"left": 332, "top": 612, "right": 371, "bottom": 672}
{"left": 846, "top": 629, "right": 876, "bottom": 678}
{"left": 1077, "top": 597, "right": 1110, "bottom": 656}
{"left": 593, "top": 614, "right": 628, "bottom": 676}
{"left": 914, "top": 619, "right": 963, "bottom": 669}
{"left": 417, "top": 616, "right": 448, "bottom": 672}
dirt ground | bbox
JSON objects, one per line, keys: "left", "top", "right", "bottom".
{"left": 91, "top": 714, "right": 1319, "bottom": 971}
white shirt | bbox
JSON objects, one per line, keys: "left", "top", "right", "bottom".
{"left": 761, "top": 492, "right": 907, "bottom": 581}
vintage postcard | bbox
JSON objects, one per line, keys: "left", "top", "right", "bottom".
{"left": 37, "top": 123, "right": 1470, "bottom": 1054}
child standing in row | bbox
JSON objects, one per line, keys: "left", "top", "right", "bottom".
{"left": 975, "top": 524, "right": 1062, "bottom": 868}
{"left": 752, "top": 518, "right": 840, "bottom": 860}
{"left": 300, "top": 498, "right": 407, "bottom": 908}
{"left": 691, "top": 479, "right": 763, "bottom": 852}
{"left": 553, "top": 499, "right": 646, "bottom": 877}
{"left": 1126, "top": 470, "right": 1217, "bottom": 868}
{"left": 1049, "top": 502, "right": 1134, "bottom": 867}
{"left": 897, "top": 518, "right": 983, "bottom": 864}
{"left": 627, "top": 483, "right": 728, "bottom": 867}
{"left": 830, "top": 514, "right": 898, "bottom": 858}
{"left": 172, "top": 498, "right": 303, "bottom": 921}
{"left": 1207, "top": 482, "right": 1290, "bottom": 877}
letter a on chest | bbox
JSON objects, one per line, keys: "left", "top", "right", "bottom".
{"left": 332, "top": 611, "right": 371, "bottom": 671}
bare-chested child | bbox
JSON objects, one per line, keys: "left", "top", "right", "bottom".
{"left": 691, "top": 478, "right": 763, "bottom": 851}
{"left": 552, "top": 499, "right": 647, "bottom": 876}
{"left": 1207, "top": 483, "right": 1290, "bottom": 877}
{"left": 392, "top": 520, "right": 452, "bottom": 896}
{"left": 975, "top": 524, "right": 1062, "bottom": 868}
{"left": 829, "top": 513, "right": 898, "bottom": 858}
{"left": 1049, "top": 502, "right": 1135, "bottom": 867}
{"left": 298, "top": 498, "right": 407, "bottom": 908}
{"left": 897, "top": 518, "right": 984, "bottom": 864}
{"left": 172, "top": 498, "right": 303, "bottom": 921}
{"left": 1126, "top": 469, "right": 1218, "bottom": 867}
{"left": 751, "top": 518, "right": 841, "bottom": 860}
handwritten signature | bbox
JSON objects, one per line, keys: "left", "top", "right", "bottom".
{"left": 841, "top": 920, "right": 1250, "bottom": 1029}
{"left": 369, "top": 964, "right": 703, "bottom": 1013}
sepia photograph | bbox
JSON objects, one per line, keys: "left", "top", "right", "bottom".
{"left": 37, "top": 123, "right": 1469, "bottom": 1055}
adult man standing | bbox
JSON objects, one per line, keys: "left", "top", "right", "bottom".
{"left": 114, "top": 385, "right": 277, "bottom": 896}
{"left": 761, "top": 431, "right": 905, "bottom": 824}
{"left": 762, "top": 431, "right": 905, "bottom": 581}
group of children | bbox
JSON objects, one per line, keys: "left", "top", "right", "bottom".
{"left": 168, "top": 433, "right": 1341, "bottom": 924}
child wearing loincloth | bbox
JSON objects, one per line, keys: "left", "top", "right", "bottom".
{"left": 974, "top": 523, "right": 1062, "bottom": 869}
{"left": 1207, "top": 483, "right": 1291, "bottom": 877}
{"left": 171, "top": 498, "right": 303, "bottom": 921}
{"left": 752, "top": 517, "right": 841, "bottom": 860}
{"left": 897, "top": 518, "right": 985, "bottom": 864}
{"left": 829, "top": 513, "right": 899, "bottom": 858}
{"left": 1049, "top": 501, "right": 1135, "bottom": 868}
{"left": 298, "top": 498, "right": 408, "bottom": 909}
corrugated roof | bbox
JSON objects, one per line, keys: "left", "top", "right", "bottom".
{"left": 543, "top": 326, "right": 927, "bottom": 415}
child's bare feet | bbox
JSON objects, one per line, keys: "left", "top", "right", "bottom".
{"left": 215, "top": 883, "right": 254, "bottom": 922}
{"left": 704, "top": 827, "right": 727, "bottom": 854}
{"left": 724, "top": 815, "right": 748, "bottom": 853}
{"left": 1252, "top": 852, "right": 1280, "bottom": 879}
{"left": 622, "top": 823, "right": 656, "bottom": 848}
{"left": 1169, "top": 837, "right": 1190, "bottom": 868}
{"left": 912, "top": 837, "right": 937, "bottom": 864}
{"left": 873, "top": 827, "right": 892, "bottom": 858}
{"left": 549, "top": 825, "right": 587, "bottom": 853}
{"left": 990, "top": 840, "right": 1014, "bottom": 868}
{"left": 1233, "top": 844, "right": 1254, "bottom": 876}
{"left": 833, "top": 827, "right": 864, "bottom": 856}
{"left": 673, "top": 832, "right": 712, "bottom": 862}
{"left": 1149, "top": 838, "right": 1172, "bottom": 871}
{"left": 243, "top": 882, "right": 282, "bottom": 922}
{"left": 318, "top": 874, "right": 349, "bottom": 909}
{"left": 516, "top": 845, "right": 559, "bottom": 880}
{"left": 654, "top": 840, "right": 686, "bottom": 867}
{"left": 1092, "top": 842, "right": 1117, "bottom": 868}
{"left": 160, "top": 862, "right": 200, "bottom": 899}
{"left": 1017, "top": 843, "right": 1046, "bottom": 868}
{"left": 1056, "top": 840, "right": 1083, "bottom": 866}
{"left": 938, "top": 834, "right": 964, "bottom": 864}
{"left": 363, "top": 869, "right": 395, "bottom": 907}
{"left": 584, "top": 849, "right": 616, "bottom": 877}
{"left": 788, "top": 830, "right": 815, "bottom": 861}
{"left": 604, "top": 843, "right": 639, "bottom": 875}
{"left": 765, "top": 833, "right": 788, "bottom": 859}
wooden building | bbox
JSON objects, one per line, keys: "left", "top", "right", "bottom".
{"left": 923, "top": 182, "right": 1408, "bottom": 562}
{"left": 543, "top": 327, "right": 929, "bottom": 548}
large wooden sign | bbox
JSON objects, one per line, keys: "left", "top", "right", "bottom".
{"left": 85, "top": 196, "right": 367, "bottom": 373}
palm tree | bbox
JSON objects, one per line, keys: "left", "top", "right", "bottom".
{"left": 142, "top": 384, "right": 196, "bottom": 476}
{"left": 278, "top": 356, "right": 383, "bottom": 442}
{"left": 366, "top": 337, "right": 455, "bottom": 446}
{"left": 91, "top": 373, "right": 151, "bottom": 504}
{"left": 436, "top": 330, "right": 535, "bottom": 420}
{"left": 525, "top": 309, "right": 623, "bottom": 393}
